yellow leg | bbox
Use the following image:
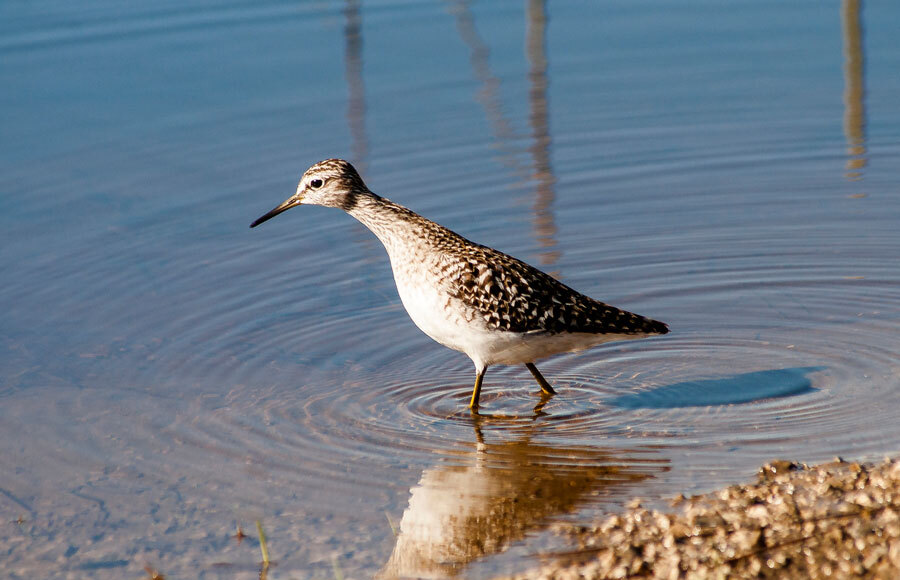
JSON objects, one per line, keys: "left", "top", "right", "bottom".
{"left": 533, "top": 390, "right": 554, "bottom": 415}
{"left": 525, "top": 362, "right": 556, "bottom": 395}
{"left": 469, "top": 367, "right": 486, "bottom": 410}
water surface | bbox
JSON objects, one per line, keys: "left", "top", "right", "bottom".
{"left": 2, "top": 1, "right": 900, "bottom": 578}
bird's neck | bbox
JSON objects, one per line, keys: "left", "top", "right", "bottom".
{"left": 345, "top": 192, "right": 444, "bottom": 256}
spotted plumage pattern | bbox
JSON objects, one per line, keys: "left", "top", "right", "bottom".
{"left": 442, "top": 244, "right": 667, "bottom": 335}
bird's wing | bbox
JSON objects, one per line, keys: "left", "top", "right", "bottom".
{"left": 443, "top": 245, "right": 668, "bottom": 336}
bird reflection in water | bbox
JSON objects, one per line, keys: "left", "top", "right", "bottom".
{"left": 378, "top": 415, "right": 668, "bottom": 578}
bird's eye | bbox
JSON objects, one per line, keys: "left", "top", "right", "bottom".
{"left": 309, "top": 178, "right": 324, "bottom": 189}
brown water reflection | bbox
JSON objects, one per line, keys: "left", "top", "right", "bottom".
{"left": 449, "top": 0, "right": 528, "bottom": 179}
{"left": 525, "top": 0, "right": 559, "bottom": 268}
{"left": 842, "top": 0, "right": 866, "bottom": 182}
{"left": 379, "top": 418, "right": 667, "bottom": 578}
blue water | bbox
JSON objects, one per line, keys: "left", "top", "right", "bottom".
{"left": 2, "top": 1, "right": 900, "bottom": 578}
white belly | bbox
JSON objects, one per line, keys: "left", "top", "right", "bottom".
{"left": 474, "top": 330, "right": 641, "bottom": 366}
{"left": 394, "top": 278, "right": 477, "bottom": 355}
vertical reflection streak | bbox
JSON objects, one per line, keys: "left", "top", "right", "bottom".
{"left": 344, "top": 0, "right": 368, "bottom": 173}
{"left": 525, "top": 0, "right": 559, "bottom": 267}
{"left": 841, "top": 0, "right": 866, "bottom": 182}
{"left": 447, "top": 0, "right": 530, "bottom": 178}
{"left": 344, "top": 0, "right": 384, "bottom": 258}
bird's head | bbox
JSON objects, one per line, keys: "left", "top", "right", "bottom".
{"left": 250, "top": 158, "right": 369, "bottom": 228}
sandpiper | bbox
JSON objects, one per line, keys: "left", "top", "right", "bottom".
{"left": 251, "top": 159, "right": 668, "bottom": 410}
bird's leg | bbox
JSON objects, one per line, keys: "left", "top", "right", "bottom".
{"left": 469, "top": 366, "right": 487, "bottom": 411}
{"left": 525, "top": 362, "right": 556, "bottom": 395}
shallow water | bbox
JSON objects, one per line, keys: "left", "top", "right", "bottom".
{"left": 2, "top": 1, "right": 900, "bottom": 578}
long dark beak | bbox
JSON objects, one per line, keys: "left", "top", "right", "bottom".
{"left": 250, "top": 197, "right": 301, "bottom": 228}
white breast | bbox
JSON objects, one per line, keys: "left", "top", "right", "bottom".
{"left": 392, "top": 272, "right": 479, "bottom": 355}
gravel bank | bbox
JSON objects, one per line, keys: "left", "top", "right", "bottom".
{"left": 507, "top": 457, "right": 900, "bottom": 579}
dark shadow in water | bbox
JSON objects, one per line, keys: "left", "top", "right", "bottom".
{"left": 842, "top": 0, "right": 866, "bottom": 182}
{"left": 377, "top": 418, "right": 667, "bottom": 578}
{"left": 607, "top": 367, "right": 824, "bottom": 409}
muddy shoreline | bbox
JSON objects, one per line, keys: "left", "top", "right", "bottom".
{"left": 505, "top": 457, "right": 900, "bottom": 579}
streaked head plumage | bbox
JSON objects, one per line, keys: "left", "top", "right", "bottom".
{"left": 295, "top": 158, "right": 369, "bottom": 210}
{"left": 250, "top": 158, "right": 370, "bottom": 227}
